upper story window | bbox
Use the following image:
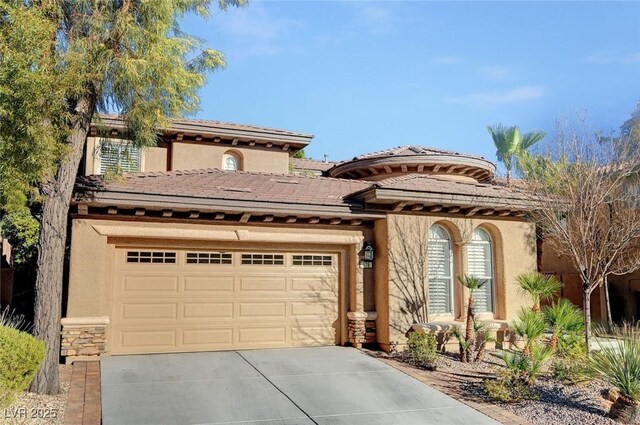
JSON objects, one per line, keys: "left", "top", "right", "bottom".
{"left": 428, "top": 225, "right": 453, "bottom": 314}
{"left": 98, "top": 141, "right": 140, "bottom": 174}
{"left": 223, "top": 151, "right": 242, "bottom": 171}
{"left": 467, "top": 228, "right": 494, "bottom": 313}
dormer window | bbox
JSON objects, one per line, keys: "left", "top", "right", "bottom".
{"left": 222, "top": 151, "right": 242, "bottom": 171}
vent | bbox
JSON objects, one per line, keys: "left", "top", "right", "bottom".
{"left": 241, "top": 254, "right": 284, "bottom": 265}
{"left": 127, "top": 251, "right": 176, "bottom": 264}
{"left": 186, "top": 252, "right": 232, "bottom": 265}
{"left": 292, "top": 255, "right": 332, "bottom": 266}
{"left": 272, "top": 179, "right": 299, "bottom": 184}
{"left": 217, "top": 186, "right": 252, "bottom": 193}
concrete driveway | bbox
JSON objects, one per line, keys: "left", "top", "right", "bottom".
{"left": 101, "top": 346, "right": 498, "bottom": 425}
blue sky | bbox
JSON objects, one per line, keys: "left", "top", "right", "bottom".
{"left": 183, "top": 1, "right": 640, "bottom": 171}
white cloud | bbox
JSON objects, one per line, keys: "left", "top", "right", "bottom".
{"left": 584, "top": 53, "right": 640, "bottom": 64}
{"left": 480, "top": 65, "right": 513, "bottom": 81}
{"left": 446, "top": 85, "right": 546, "bottom": 107}
{"left": 431, "top": 56, "right": 464, "bottom": 65}
{"left": 352, "top": 3, "right": 400, "bottom": 34}
{"left": 213, "top": 5, "right": 302, "bottom": 60}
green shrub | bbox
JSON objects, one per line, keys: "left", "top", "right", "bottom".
{"left": 406, "top": 332, "right": 438, "bottom": 365}
{"left": 0, "top": 325, "right": 45, "bottom": 409}
{"left": 484, "top": 375, "right": 538, "bottom": 403}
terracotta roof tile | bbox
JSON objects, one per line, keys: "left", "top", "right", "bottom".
{"left": 353, "top": 145, "right": 488, "bottom": 161}
{"left": 77, "top": 169, "right": 371, "bottom": 208}
{"left": 290, "top": 157, "right": 338, "bottom": 172}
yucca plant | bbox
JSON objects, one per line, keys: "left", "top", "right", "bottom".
{"left": 457, "top": 274, "right": 486, "bottom": 362}
{"left": 512, "top": 308, "right": 546, "bottom": 354}
{"left": 516, "top": 272, "right": 562, "bottom": 312}
{"left": 543, "top": 298, "right": 584, "bottom": 349}
{"left": 591, "top": 324, "right": 640, "bottom": 423}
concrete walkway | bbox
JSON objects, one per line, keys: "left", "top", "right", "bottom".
{"left": 101, "top": 346, "right": 499, "bottom": 425}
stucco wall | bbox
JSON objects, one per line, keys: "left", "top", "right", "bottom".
{"left": 378, "top": 213, "right": 537, "bottom": 349}
{"left": 172, "top": 142, "right": 289, "bottom": 174}
{"left": 66, "top": 218, "right": 373, "bottom": 324}
{"left": 84, "top": 137, "right": 167, "bottom": 175}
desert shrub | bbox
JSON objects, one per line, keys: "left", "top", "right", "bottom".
{"left": 484, "top": 375, "right": 537, "bottom": 403}
{"left": 591, "top": 323, "right": 640, "bottom": 422}
{"left": 0, "top": 325, "right": 45, "bottom": 409}
{"left": 485, "top": 346, "right": 552, "bottom": 403}
{"left": 406, "top": 331, "right": 438, "bottom": 365}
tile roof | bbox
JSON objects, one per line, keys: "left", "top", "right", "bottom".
{"left": 290, "top": 158, "right": 338, "bottom": 172}
{"left": 76, "top": 169, "right": 371, "bottom": 208}
{"left": 353, "top": 145, "right": 488, "bottom": 161}
{"left": 371, "top": 174, "right": 529, "bottom": 201}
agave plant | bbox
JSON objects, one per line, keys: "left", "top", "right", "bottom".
{"left": 512, "top": 308, "right": 546, "bottom": 353}
{"left": 457, "top": 274, "right": 486, "bottom": 362}
{"left": 516, "top": 272, "right": 562, "bottom": 312}
{"left": 543, "top": 298, "right": 584, "bottom": 349}
{"left": 591, "top": 324, "right": 640, "bottom": 422}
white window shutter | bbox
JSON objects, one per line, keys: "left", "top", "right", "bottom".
{"left": 428, "top": 227, "right": 453, "bottom": 314}
{"left": 467, "top": 229, "right": 494, "bottom": 313}
{"left": 99, "top": 142, "right": 140, "bottom": 174}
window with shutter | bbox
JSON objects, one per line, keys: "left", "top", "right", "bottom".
{"left": 428, "top": 225, "right": 453, "bottom": 314}
{"left": 98, "top": 141, "right": 141, "bottom": 174}
{"left": 468, "top": 228, "right": 494, "bottom": 313}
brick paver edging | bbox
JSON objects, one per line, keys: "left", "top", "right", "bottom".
{"left": 64, "top": 361, "right": 101, "bottom": 425}
{"left": 370, "top": 354, "right": 533, "bottom": 425}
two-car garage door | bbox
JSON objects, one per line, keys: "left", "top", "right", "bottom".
{"left": 110, "top": 248, "right": 340, "bottom": 355}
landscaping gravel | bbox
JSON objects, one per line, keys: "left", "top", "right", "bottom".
{"left": 2, "top": 365, "right": 71, "bottom": 425}
{"left": 392, "top": 349, "right": 619, "bottom": 425}
{"left": 502, "top": 378, "right": 617, "bottom": 425}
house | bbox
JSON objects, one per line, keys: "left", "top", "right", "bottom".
{"left": 60, "top": 115, "right": 537, "bottom": 361}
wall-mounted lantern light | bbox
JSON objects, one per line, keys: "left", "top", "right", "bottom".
{"left": 361, "top": 242, "right": 374, "bottom": 269}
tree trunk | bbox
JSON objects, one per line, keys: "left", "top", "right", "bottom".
{"left": 30, "top": 98, "right": 95, "bottom": 395}
{"left": 583, "top": 289, "right": 592, "bottom": 354}
{"left": 604, "top": 277, "right": 613, "bottom": 332}
{"left": 465, "top": 296, "right": 475, "bottom": 363}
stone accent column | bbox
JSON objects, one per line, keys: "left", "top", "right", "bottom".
{"left": 347, "top": 311, "right": 368, "bottom": 347}
{"left": 365, "top": 311, "right": 378, "bottom": 344}
{"left": 61, "top": 317, "right": 109, "bottom": 361}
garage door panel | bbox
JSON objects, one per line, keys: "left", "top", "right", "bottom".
{"left": 120, "top": 275, "right": 179, "bottom": 294}
{"left": 119, "top": 329, "right": 177, "bottom": 348}
{"left": 238, "top": 327, "right": 287, "bottom": 345}
{"left": 182, "top": 302, "right": 234, "bottom": 319}
{"left": 239, "top": 276, "right": 287, "bottom": 292}
{"left": 182, "top": 328, "right": 234, "bottom": 346}
{"left": 290, "top": 301, "right": 337, "bottom": 317}
{"left": 111, "top": 249, "right": 340, "bottom": 354}
{"left": 291, "top": 325, "right": 336, "bottom": 344}
{"left": 183, "top": 275, "right": 235, "bottom": 293}
{"left": 121, "top": 303, "right": 178, "bottom": 320}
{"left": 238, "top": 302, "right": 287, "bottom": 319}
{"left": 291, "top": 276, "right": 338, "bottom": 293}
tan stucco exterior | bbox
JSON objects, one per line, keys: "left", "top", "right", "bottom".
{"left": 376, "top": 213, "right": 536, "bottom": 350}
{"left": 83, "top": 137, "right": 290, "bottom": 175}
{"left": 171, "top": 142, "right": 289, "bottom": 174}
{"left": 66, "top": 218, "right": 374, "bottom": 356}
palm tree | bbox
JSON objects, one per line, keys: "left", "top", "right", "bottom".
{"left": 516, "top": 272, "right": 562, "bottom": 312}
{"left": 543, "top": 298, "right": 584, "bottom": 349}
{"left": 457, "top": 274, "right": 486, "bottom": 362}
{"left": 487, "top": 124, "right": 546, "bottom": 183}
{"left": 512, "top": 308, "right": 546, "bottom": 354}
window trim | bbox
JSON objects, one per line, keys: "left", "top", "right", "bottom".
{"left": 126, "top": 251, "right": 176, "bottom": 264}
{"left": 240, "top": 253, "right": 285, "bottom": 265}
{"left": 186, "top": 252, "right": 233, "bottom": 265}
{"left": 94, "top": 139, "right": 143, "bottom": 175}
{"left": 222, "top": 151, "right": 242, "bottom": 171}
{"left": 467, "top": 228, "right": 495, "bottom": 314}
{"left": 427, "top": 224, "right": 454, "bottom": 315}
{"left": 292, "top": 254, "right": 333, "bottom": 266}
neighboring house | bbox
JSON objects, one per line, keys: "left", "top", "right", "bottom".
{"left": 60, "top": 116, "right": 536, "bottom": 361}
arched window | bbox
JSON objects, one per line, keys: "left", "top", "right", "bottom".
{"left": 428, "top": 225, "right": 453, "bottom": 314}
{"left": 222, "top": 152, "right": 241, "bottom": 171}
{"left": 467, "top": 228, "right": 494, "bottom": 313}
